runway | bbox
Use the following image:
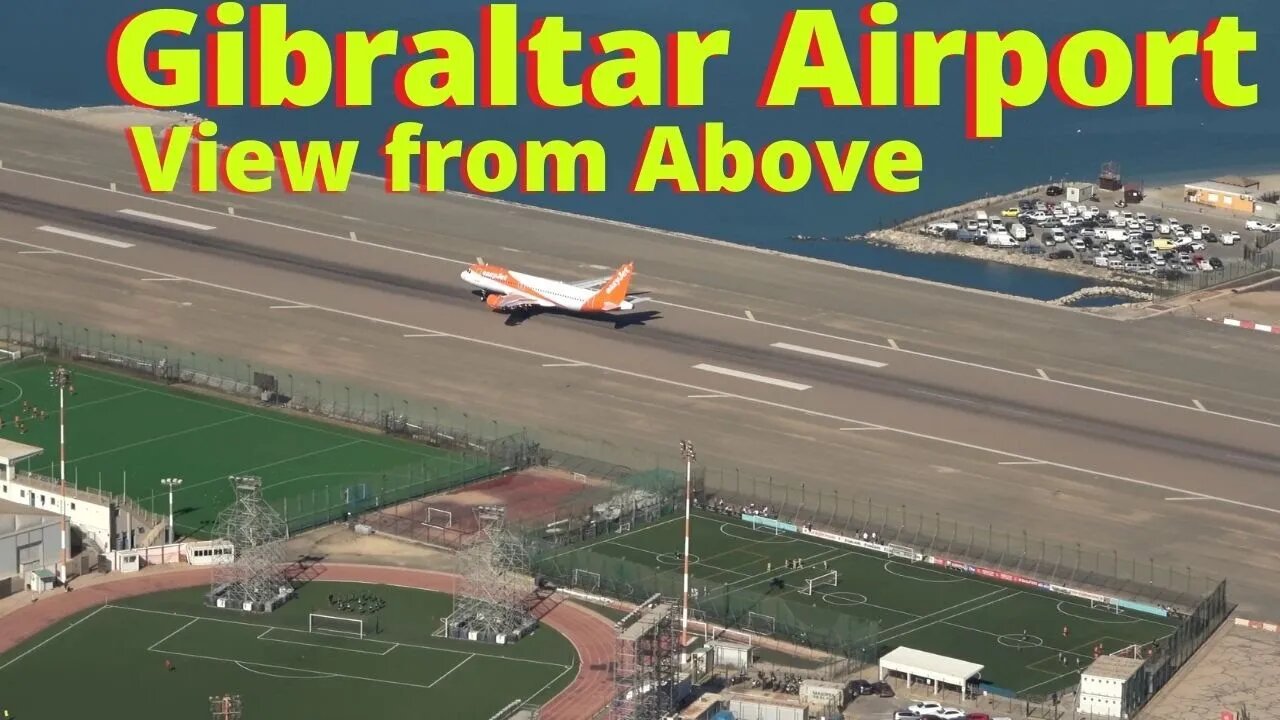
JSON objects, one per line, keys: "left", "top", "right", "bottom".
{"left": 0, "top": 106, "right": 1277, "bottom": 614}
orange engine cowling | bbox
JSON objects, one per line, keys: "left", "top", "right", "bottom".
{"left": 485, "top": 293, "right": 503, "bottom": 309}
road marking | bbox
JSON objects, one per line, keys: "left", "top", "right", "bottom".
{"left": 771, "top": 341, "right": 887, "bottom": 368}
{"left": 1192, "top": 399, "right": 1207, "bottom": 411}
{"left": 227, "top": 206, "right": 236, "bottom": 216}
{"left": 999, "top": 460, "right": 1046, "bottom": 466}
{"left": 542, "top": 362, "right": 586, "bottom": 368}
{"left": 840, "top": 426, "right": 883, "bottom": 431}
{"left": 1037, "top": 368, "right": 1050, "bottom": 380}
{"left": 141, "top": 276, "right": 182, "bottom": 282}
{"left": 693, "top": 363, "right": 811, "bottom": 391}
{"left": 744, "top": 309, "right": 755, "bottom": 321}
{"left": 1165, "top": 496, "right": 1213, "bottom": 502}
{"left": 501, "top": 247, "right": 524, "bottom": 253}
{"left": 18, "top": 250, "right": 59, "bottom": 254}
{"left": 37, "top": 225, "right": 134, "bottom": 248}
{"left": 269, "top": 304, "right": 310, "bottom": 310}
{"left": 7, "top": 233, "right": 1276, "bottom": 517}
{"left": 687, "top": 393, "right": 730, "bottom": 399}
{"left": 403, "top": 332, "right": 444, "bottom": 338}
{"left": 118, "top": 208, "right": 216, "bottom": 230}
{"left": 887, "top": 338, "right": 899, "bottom": 350}
{"left": 10, "top": 166, "right": 1278, "bottom": 432}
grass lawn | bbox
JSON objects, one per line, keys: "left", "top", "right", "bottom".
{"left": 538, "top": 512, "right": 1178, "bottom": 696}
{"left": 0, "top": 360, "right": 498, "bottom": 537}
{"left": 0, "top": 582, "right": 575, "bottom": 720}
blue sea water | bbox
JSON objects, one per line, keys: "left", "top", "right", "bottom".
{"left": 0, "top": 0, "right": 1276, "bottom": 300}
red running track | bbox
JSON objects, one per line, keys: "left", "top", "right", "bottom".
{"left": 0, "top": 564, "right": 613, "bottom": 719}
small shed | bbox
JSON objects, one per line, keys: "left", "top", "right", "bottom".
{"left": 707, "top": 640, "right": 753, "bottom": 670}
{"left": 0, "top": 439, "right": 44, "bottom": 485}
{"left": 109, "top": 551, "right": 141, "bottom": 573}
{"left": 1066, "top": 183, "right": 1096, "bottom": 202}
{"left": 27, "top": 568, "right": 55, "bottom": 593}
{"left": 1123, "top": 184, "right": 1144, "bottom": 203}
{"left": 879, "top": 646, "right": 984, "bottom": 700}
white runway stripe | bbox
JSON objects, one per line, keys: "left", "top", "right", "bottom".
{"left": 693, "top": 363, "right": 811, "bottom": 390}
{"left": 37, "top": 225, "right": 133, "bottom": 248}
{"left": 119, "top": 208, "right": 215, "bottom": 230}
{"left": 770, "top": 342, "right": 887, "bottom": 368}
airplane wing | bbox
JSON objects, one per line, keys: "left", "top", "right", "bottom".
{"left": 570, "top": 275, "right": 614, "bottom": 291}
{"left": 492, "top": 291, "right": 554, "bottom": 311}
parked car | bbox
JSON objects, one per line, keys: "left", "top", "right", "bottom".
{"left": 934, "top": 710, "right": 966, "bottom": 720}
{"left": 894, "top": 712, "right": 921, "bottom": 720}
{"left": 909, "top": 702, "right": 944, "bottom": 715}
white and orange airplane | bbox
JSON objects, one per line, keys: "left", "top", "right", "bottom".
{"left": 460, "top": 259, "right": 645, "bottom": 313}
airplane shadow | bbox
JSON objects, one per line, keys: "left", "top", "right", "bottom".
{"left": 469, "top": 290, "right": 661, "bottom": 329}
{"left": 505, "top": 307, "right": 662, "bottom": 329}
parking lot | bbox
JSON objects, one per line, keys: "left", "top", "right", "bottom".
{"left": 925, "top": 183, "right": 1275, "bottom": 284}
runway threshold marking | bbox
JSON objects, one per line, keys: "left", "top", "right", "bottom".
{"left": 771, "top": 341, "right": 887, "bottom": 368}
{"left": 692, "top": 363, "right": 811, "bottom": 391}
{"left": 5, "top": 232, "right": 1277, "bottom": 518}
{"left": 37, "top": 226, "right": 133, "bottom": 249}
{"left": 118, "top": 208, "right": 215, "bottom": 231}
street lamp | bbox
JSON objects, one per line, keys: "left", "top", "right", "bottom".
{"left": 161, "top": 478, "right": 183, "bottom": 544}
{"left": 679, "top": 439, "right": 696, "bottom": 647}
{"left": 49, "top": 367, "right": 73, "bottom": 583}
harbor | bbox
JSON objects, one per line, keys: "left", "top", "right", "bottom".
{"left": 864, "top": 163, "right": 1280, "bottom": 304}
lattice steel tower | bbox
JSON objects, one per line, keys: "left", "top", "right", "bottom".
{"left": 448, "top": 505, "right": 534, "bottom": 639}
{"left": 610, "top": 595, "right": 679, "bottom": 720}
{"left": 209, "top": 476, "right": 292, "bottom": 612}
{"left": 209, "top": 694, "right": 242, "bottom": 720}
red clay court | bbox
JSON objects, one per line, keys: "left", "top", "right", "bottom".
{"left": 367, "top": 467, "right": 619, "bottom": 546}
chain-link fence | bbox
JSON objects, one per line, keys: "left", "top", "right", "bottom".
{"left": 1153, "top": 249, "right": 1276, "bottom": 297}
{"left": 0, "top": 307, "right": 540, "bottom": 540}
{"left": 699, "top": 469, "right": 1217, "bottom": 610}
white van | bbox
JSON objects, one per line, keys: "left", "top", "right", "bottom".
{"left": 1102, "top": 228, "right": 1129, "bottom": 243}
{"left": 987, "top": 231, "right": 1017, "bottom": 248}
{"left": 1093, "top": 255, "right": 1109, "bottom": 268}
{"left": 1009, "top": 223, "right": 1027, "bottom": 240}
{"left": 975, "top": 210, "right": 988, "bottom": 222}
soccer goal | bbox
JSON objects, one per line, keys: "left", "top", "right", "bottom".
{"left": 423, "top": 507, "right": 453, "bottom": 528}
{"left": 309, "top": 613, "right": 371, "bottom": 639}
{"left": 886, "top": 544, "right": 918, "bottom": 561}
{"left": 746, "top": 516, "right": 783, "bottom": 535}
{"left": 572, "top": 568, "right": 601, "bottom": 591}
{"left": 746, "top": 612, "right": 776, "bottom": 635}
{"left": 1091, "top": 598, "right": 1125, "bottom": 615}
{"left": 799, "top": 570, "right": 838, "bottom": 596}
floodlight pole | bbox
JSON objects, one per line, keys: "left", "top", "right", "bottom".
{"left": 50, "top": 367, "right": 73, "bottom": 583}
{"left": 161, "top": 478, "right": 184, "bottom": 544}
{"left": 679, "top": 440, "right": 695, "bottom": 647}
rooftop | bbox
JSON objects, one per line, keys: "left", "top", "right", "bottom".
{"left": 1185, "top": 180, "right": 1256, "bottom": 197}
{"left": 1083, "top": 654, "right": 1146, "bottom": 680}
{"left": 0, "top": 438, "right": 43, "bottom": 464}
{"left": 0, "top": 496, "right": 58, "bottom": 517}
{"left": 880, "top": 646, "right": 985, "bottom": 685}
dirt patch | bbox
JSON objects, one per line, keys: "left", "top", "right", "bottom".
{"left": 362, "top": 467, "right": 617, "bottom": 547}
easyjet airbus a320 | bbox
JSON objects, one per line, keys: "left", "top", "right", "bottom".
{"left": 460, "top": 260, "right": 646, "bottom": 314}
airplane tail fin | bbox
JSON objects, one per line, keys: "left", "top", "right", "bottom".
{"left": 585, "top": 262, "right": 635, "bottom": 311}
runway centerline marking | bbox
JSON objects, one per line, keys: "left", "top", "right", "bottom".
{"left": 2, "top": 233, "right": 1277, "bottom": 518}
{"left": 693, "top": 363, "right": 811, "bottom": 391}
{"left": 771, "top": 341, "right": 887, "bottom": 368}
{"left": 6, "top": 165, "right": 1277, "bottom": 432}
{"left": 37, "top": 226, "right": 134, "bottom": 249}
{"left": 118, "top": 208, "right": 215, "bottom": 231}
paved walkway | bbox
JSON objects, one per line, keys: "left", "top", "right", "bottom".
{"left": 0, "top": 563, "right": 613, "bottom": 719}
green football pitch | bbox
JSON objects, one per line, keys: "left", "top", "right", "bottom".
{"left": 544, "top": 512, "right": 1178, "bottom": 697}
{"left": 0, "top": 582, "right": 575, "bottom": 720}
{"left": 0, "top": 360, "right": 492, "bottom": 536}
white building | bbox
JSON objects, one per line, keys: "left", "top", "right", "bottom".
{"left": 1076, "top": 655, "right": 1146, "bottom": 718}
{"left": 0, "top": 439, "right": 161, "bottom": 554}
{"left": 0, "top": 498, "right": 62, "bottom": 594}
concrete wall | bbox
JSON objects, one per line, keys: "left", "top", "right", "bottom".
{"left": 0, "top": 514, "right": 61, "bottom": 576}
{"left": 1253, "top": 201, "right": 1280, "bottom": 221}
